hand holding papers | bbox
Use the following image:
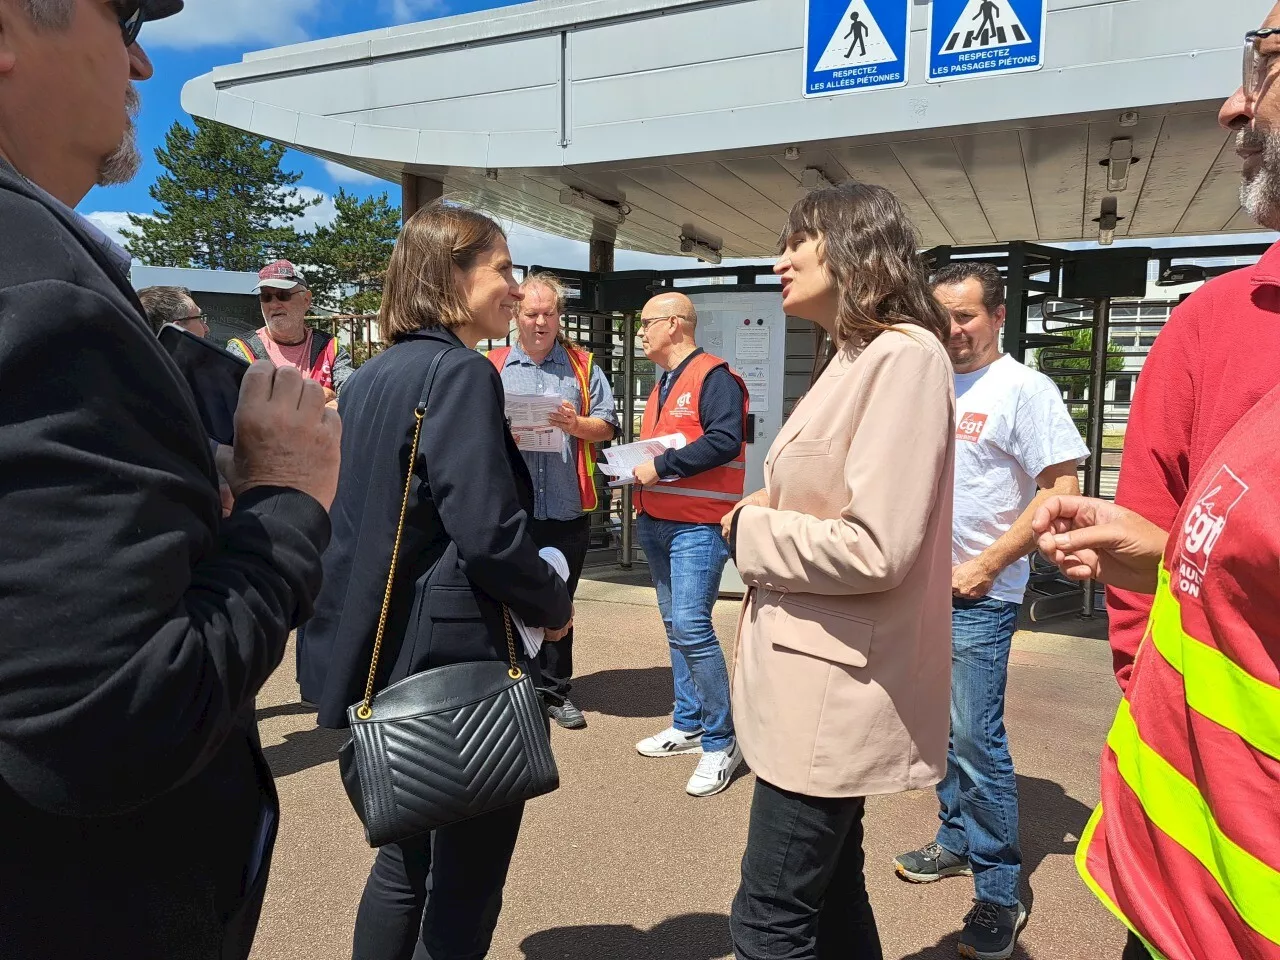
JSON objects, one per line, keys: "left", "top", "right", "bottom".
{"left": 506, "top": 392, "right": 565, "bottom": 453}
{"left": 598, "top": 434, "right": 687, "bottom": 487}
{"left": 510, "top": 547, "right": 571, "bottom": 660}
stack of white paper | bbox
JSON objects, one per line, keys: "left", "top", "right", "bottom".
{"left": 510, "top": 547, "right": 571, "bottom": 660}
{"left": 505, "top": 392, "right": 565, "bottom": 453}
{"left": 598, "top": 434, "right": 687, "bottom": 487}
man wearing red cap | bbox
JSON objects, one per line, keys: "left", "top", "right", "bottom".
{"left": 229, "top": 259, "right": 353, "bottom": 406}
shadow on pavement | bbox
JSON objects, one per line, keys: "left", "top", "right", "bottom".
{"left": 900, "top": 930, "right": 1033, "bottom": 960}
{"left": 571, "top": 666, "right": 675, "bottom": 718}
{"left": 520, "top": 912, "right": 731, "bottom": 960}
{"left": 262, "top": 725, "right": 348, "bottom": 779}
{"left": 1018, "top": 773, "right": 1094, "bottom": 913}
{"left": 257, "top": 700, "right": 317, "bottom": 721}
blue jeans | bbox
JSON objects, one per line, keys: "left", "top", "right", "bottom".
{"left": 935, "top": 595, "right": 1022, "bottom": 907}
{"left": 637, "top": 514, "right": 735, "bottom": 753}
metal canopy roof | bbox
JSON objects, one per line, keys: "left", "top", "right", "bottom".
{"left": 182, "top": 0, "right": 1257, "bottom": 259}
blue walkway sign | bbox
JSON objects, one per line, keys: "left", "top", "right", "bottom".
{"left": 803, "top": 0, "right": 910, "bottom": 98}
{"left": 927, "top": 0, "right": 1048, "bottom": 83}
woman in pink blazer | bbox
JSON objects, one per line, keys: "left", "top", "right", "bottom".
{"left": 725, "top": 182, "right": 956, "bottom": 960}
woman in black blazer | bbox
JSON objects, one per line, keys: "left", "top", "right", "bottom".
{"left": 298, "top": 202, "right": 573, "bottom": 960}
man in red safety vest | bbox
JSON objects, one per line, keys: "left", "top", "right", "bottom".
{"left": 488, "top": 271, "right": 619, "bottom": 730}
{"left": 1032, "top": 12, "right": 1280, "bottom": 956}
{"left": 631, "top": 292, "right": 749, "bottom": 798}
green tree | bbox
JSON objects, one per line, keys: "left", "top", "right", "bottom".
{"left": 122, "top": 119, "right": 316, "bottom": 270}
{"left": 1036, "top": 327, "right": 1126, "bottom": 399}
{"left": 303, "top": 189, "right": 402, "bottom": 315}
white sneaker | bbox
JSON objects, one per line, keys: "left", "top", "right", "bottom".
{"left": 635, "top": 726, "right": 704, "bottom": 758}
{"left": 686, "top": 740, "right": 743, "bottom": 797}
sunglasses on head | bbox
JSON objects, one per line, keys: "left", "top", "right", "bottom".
{"left": 259, "top": 289, "right": 302, "bottom": 303}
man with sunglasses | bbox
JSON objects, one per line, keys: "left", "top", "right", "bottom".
{"left": 229, "top": 259, "right": 353, "bottom": 408}
{"left": 1083, "top": 7, "right": 1280, "bottom": 959}
{"left": 0, "top": 2, "right": 340, "bottom": 958}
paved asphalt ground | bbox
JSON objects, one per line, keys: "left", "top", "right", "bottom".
{"left": 252, "top": 574, "right": 1125, "bottom": 960}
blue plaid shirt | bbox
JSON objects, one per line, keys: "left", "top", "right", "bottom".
{"left": 496, "top": 341, "right": 619, "bottom": 521}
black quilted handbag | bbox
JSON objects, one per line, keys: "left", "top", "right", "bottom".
{"left": 338, "top": 346, "right": 560, "bottom": 848}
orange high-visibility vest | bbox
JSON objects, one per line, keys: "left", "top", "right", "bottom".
{"left": 488, "top": 343, "right": 600, "bottom": 513}
{"left": 1077, "top": 382, "right": 1280, "bottom": 960}
{"left": 636, "top": 352, "right": 748, "bottom": 525}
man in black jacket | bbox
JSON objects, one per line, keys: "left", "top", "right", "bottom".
{"left": 0, "top": 1, "right": 340, "bottom": 957}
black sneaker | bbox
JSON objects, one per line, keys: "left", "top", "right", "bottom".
{"left": 958, "top": 900, "right": 1028, "bottom": 960}
{"left": 894, "top": 842, "right": 973, "bottom": 883}
{"left": 546, "top": 698, "right": 587, "bottom": 730}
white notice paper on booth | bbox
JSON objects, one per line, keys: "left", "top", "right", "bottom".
{"left": 736, "top": 327, "right": 771, "bottom": 362}
{"left": 742, "top": 363, "right": 770, "bottom": 413}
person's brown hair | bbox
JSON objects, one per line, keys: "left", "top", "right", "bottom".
{"left": 780, "top": 181, "right": 950, "bottom": 349}
{"left": 379, "top": 201, "right": 506, "bottom": 340}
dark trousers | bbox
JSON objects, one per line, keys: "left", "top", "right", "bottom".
{"left": 351, "top": 802, "right": 524, "bottom": 960}
{"left": 527, "top": 515, "right": 590, "bottom": 700}
{"left": 1122, "top": 933, "right": 1154, "bottom": 959}
{"left": 730, "top": 779, "right": 883, "bottom": 960}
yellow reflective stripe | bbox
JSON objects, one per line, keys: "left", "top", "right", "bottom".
{"left": 1076, "top": 804, "right": 1171, "bottom": 960}
{"left": 1149, "top": 567, "right": 1280, "bottom": 761}
{"left": 1108, "top": 699, "right": 1280, "bottom": 945}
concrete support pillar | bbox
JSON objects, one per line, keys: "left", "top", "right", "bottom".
{"left": 401, "top": 173, "right": 444, "bottom": 223}
{"left": 589, "top": 237, "right": 615, "bottom": 274}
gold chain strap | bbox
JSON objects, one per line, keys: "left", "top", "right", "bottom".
{"left": 356, "top": 405, "right": 523, "bottom": 721}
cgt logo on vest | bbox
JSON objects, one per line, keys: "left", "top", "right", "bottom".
{"left": 672, "top": 391, "right": 697, "bottom": 419}
{"left": 1177, "top": 465, "right": 1248, "bottom": 599}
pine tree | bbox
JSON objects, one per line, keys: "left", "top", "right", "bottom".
{"left": 303, "top": 189, "right": 402, "bottom": 315}
{"left": 122, "top": 119, "right": 317, "bottom": 271}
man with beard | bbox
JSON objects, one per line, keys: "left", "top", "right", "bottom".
{"left": 229, "top": 259, "right": 352, "bottom": 408}
{"left": 0, "top": 2, "right": 340, "bottom": 957}
{"left": 1106, "top": 7, "right": 1280, "bottom": 695}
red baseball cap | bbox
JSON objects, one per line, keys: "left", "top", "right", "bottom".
{"left": 254, "top": 259, "right": 308, "bottom": 293}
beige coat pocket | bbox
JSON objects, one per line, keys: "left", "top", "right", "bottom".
{"left": 779, "top": 438, "right": 832, "bottom": 458}
{"left": 770, "top": 595, "right": 875, "bottom": 668}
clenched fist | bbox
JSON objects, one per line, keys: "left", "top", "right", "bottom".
{"left": 217, "top": 362, "right": 342, "bottom": 511}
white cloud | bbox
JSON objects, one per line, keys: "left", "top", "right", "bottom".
{"left": 288, "top": 187, "right": 340, "bottom": 233}
{"left": 143, "top": 0, "right": 320, "bottom": 50}
{"left": 385, "top": 0, "right": 449, "bottom": 24}
{"left": 84, "top": 211, "right": 149, "bottom": 249}
{"left": 322, "top": 160, "right": 381, "bottom": 186}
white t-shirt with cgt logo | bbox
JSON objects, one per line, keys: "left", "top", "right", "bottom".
{"left": 952, "top": 355, "right": 1090, "bottom": 604}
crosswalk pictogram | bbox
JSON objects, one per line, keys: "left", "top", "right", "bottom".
{"left": 940, "top": 0, "right": 1030, "bottom": 52}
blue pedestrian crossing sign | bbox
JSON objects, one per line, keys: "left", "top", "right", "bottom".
{"left": 927, "top": 0, "right": 1047, "bottom": 83}
{"left": 803, "top": 0, "right": 909, "bottom": 98}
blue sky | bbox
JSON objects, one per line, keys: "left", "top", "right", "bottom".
{"left": 83, "top": 0, "right": 728, "bottom": 272}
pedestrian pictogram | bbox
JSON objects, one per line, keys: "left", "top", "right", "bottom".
{"left": 927, "top": 0, "right": 1047, "bottom": 83}
{"left": 814, "top": 0, "right": 897, "bottom": 70}
{"left": 804, "top": 0, "right": 909, "bottom": 98}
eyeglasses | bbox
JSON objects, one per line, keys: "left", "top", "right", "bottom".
{"left": 638, "top": 315, "right": 684, "bottom": 331}
{"left": 187, "top": 312, "right": 208, "bottom": 325}
{"left": 259, "top": 289, "right": 302, "bottom": 303}
{"left": 114, "top": 1, "right": 144, "bottom": 46}
{"left": 1244, "top": 27, "right": 1280, "bottom": 101}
